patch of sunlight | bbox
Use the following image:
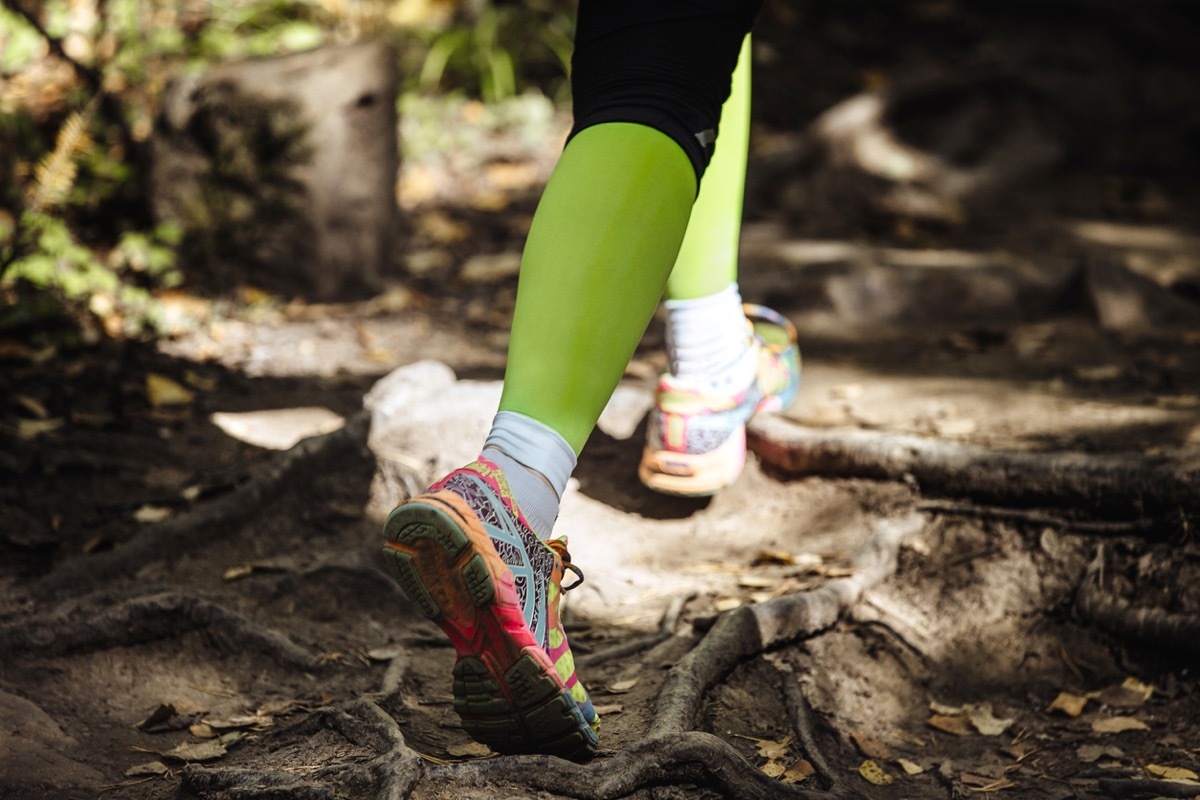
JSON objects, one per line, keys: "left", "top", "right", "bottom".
{"left": 769, "top": 240, "right": 866, "bottom": 266}
{"left": 751, "top": 237, "right": 1015, "bottom": 272}
{"left": 210, "top": 407, "right": 345, "bottom": 450}
{"left": 876, "top": 248, "right": 1013, "bottom": 270}
{"left": 1068, "top": 220, "right": 1199, "bottom": 251}
{"left": 784, "top": 363, "right": 1198, "bottom": 451}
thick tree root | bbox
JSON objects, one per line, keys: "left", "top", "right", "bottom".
{"left": 182, "top": 513, "right": 918, "bottom": 800}
{"left": 428, "top": 731, "right": 846, "bottom": 800}
{"left": 653, "top": 512, "right": 925, "bottom": 736}
{"left": 182, "top": 699, "right": 423, "bottom": 800}
{"left": 27, "top": 411, "right": 370, "bottom": 601}
{"left": 1075, "top": 548, "right": 1200, "bottom": 658}
{"left": 748, "top": 416, "right": 1200, "bottom": 518}
{"left": 1097, "top": 778, "right": 1200, "bottom": 798}
{"left": 915, "top": 500, "right": 1157, "bottom": 534}
{"left": 0, "top": 592, "right": 316, "bottom": 669}
{"left": 577, "top": 592, "right": 692, "bottom": 670}
{"left": 777, "top": 665, "right": 839, "bottom": 792}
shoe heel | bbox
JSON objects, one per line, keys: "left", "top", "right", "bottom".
{"left": 383, "top": 500, "right": 491, "bottom": 620}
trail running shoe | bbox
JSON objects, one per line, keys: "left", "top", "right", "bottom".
{"left": 639, "top": 304, "right": 801, "bottom": 497}
{"left": 382, "top": 457, "right": 599, "bottom": 758}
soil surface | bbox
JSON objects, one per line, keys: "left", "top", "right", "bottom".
{"left": 5, "top": 3, "right": 1200, "bottom": 799}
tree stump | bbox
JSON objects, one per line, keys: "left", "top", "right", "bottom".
{"left": 151, "top": 40, "right": 399, "bottom": 300}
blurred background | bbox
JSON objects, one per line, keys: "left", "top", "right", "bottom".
{"left": 3, "top": 0, "right": 1199, "bottom": 341}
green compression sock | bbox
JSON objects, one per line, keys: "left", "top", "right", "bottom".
{"left": 666, "top": 35, "right": 752, "bottom": 302}
{"left": 499, "top": 123, "right": 697, "bottom": 453}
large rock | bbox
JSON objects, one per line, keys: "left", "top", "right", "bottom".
{"left": 152, "top": 40, "right": 399, "bottom": 299}
{"left": 362, "top": 361, "right": 654, "bottom": 520}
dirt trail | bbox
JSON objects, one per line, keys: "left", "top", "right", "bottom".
{"left": 6, "top": 3, "right": 1200, "bottom": 797}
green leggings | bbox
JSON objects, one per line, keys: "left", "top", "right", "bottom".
{"left": 499, "top": 39, "right": 752, "bottom": 453}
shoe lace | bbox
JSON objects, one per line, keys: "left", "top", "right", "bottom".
{"left": 546, "top": 538, "right": 585, "bottom": 592}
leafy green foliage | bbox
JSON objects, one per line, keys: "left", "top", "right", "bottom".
{"left": 0, "top": 0, "right": 576, "bottom": 340}
{"left": 399, "top": 1, "right": 574, "bottom": 103}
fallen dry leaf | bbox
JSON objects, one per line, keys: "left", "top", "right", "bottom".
{"left": 960, "top": 772, "right": 998, "bottom": 787}
{"left": 859, "top": 759, "right": 893, "bottom": 785}
{"left": 137, "top": 704, "right": 177, "bottom": 730}
{"left": 16, "top": 418, "right": 64, "bottom": 439}
{"left": 15, "top": 394, "right": 50, "bottom": 419}
{"left": 1076, "top": 744, "right": 1123, "bottom": 763}
{"left": 146, "top": 373, "right": 195, "bottom": 407}
{"left": 205, "top": 714, "right": 272, "bottom": 731}
{"left": 446, "top": 741, "right": 492, "bottom": 758}
{"left": 125, "top": 761, "right": 170, "bottom": 777}
{"left": 162, "top": 739, "right": 227, "bottom": 762}
{"left": 222, "top": 565, "right": 254, "bottom": 581}
{"left": 1092, "top": 716, "right": 1150, "bottom": 734}
{"left": 184, "top": 370, "right": 218, "bottom": 392}
{"left": 1095, "top": 677, "right": 1154, "bottom": 708}
{"left": 591, "top": 703, "right": 623, "bottom": 716}
{"left": 189, "top": 722, "right": 217, "bottom": 739}
{"left": 851, "top": 730, "right": 893, "bottom": 759}
{"left": 1001, "top": 743, "right": 1034, "bottom": 761}
{"left": 1075, "top": 364, "right": 1122, "bottom": 381}
{"left": 966, "top": 703, "right": 1013, "bottom": 736}
{"left": 929, "top": 700, "right": 964, "bottom": 715}
{"left": 928, "top": 714, "right": 974, "bottom": 736}
{"left": 365, "top": 645, "right": 405, "bottom": 661}
{"left": 783, "top": 759, "right": 815, "bottom": 784}
{"left": 715, "top": 597, "right": 742, "bottom": 612}
{"left": 752, "top": 549, "right": 796, "bottom": 566}
{"left": 134, "top": 505, "right": 173, "bottom": 524}
{"left": 1047, "top": 692, "right": 1090, "bottom": 717}
{"left": 756, "top": 736, "right": 793, "bottom": 761}
{"left": 1146, "top": 764, "right": 1199, "bottom": 782}
{"left": 761, "top": 761, "right": 787, "bottom": 778}
{"left": 897, "top": 758, "right": 925, "bottom": 775}
{"left": 732, "top": 733, "right": 793, "bottom": 761}
{"left": 737, "top": 575, "right": 776, "bottom": 589}
{"left": 607, "top": 678, "right": 639, "bottom": 694}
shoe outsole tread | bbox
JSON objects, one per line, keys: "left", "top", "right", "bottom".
{"left": 382, "top": 497, "right": 598, "bottom": 759}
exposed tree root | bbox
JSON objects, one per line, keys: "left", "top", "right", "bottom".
{"left": 1097, "top": 778, "right": 1200, "bottom": 798}
{"left": 0, "top": 592, "right": 316, "bottom": 669}
{"left": 182, "top": 699, "right": 423, "bottom": 800}
{"left": 182, "top": 513, "right": 918, "bottom": 800}
{"left": 1075, "top": 548, "right": 1200, "bottom": 658}
{"left": 653, "top": 513, "right": 925, "bottom": 737}
{"left": 777, "top": 665, "right": 839, "bottom": 792}
{"left": 749, "top": 417, "right": 1200, "bottom": 519}
{"left": 916, "top": 500, "right": 1158, "bottom": 534}
{"left": 577, "top": 592, "right": 692, "bottom": 670}
{"left": 27, "top": 410, "right": 370, "bottom": 601}
{"left": 428, "top": 731, "right": 845, "bottom": 800}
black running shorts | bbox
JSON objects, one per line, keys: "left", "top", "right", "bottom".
{"left": 570, "top": 0, "right": 764, "bottom": 180}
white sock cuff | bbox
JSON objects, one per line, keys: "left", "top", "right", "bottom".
{"left": 663, "top": 282, "right": 742, "bottom": 312}
{"left": 663, "top": 283, "right": 752, "bottom": 379}
{"left": 483, "top": 411, "right": 577, "bottom": 499}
